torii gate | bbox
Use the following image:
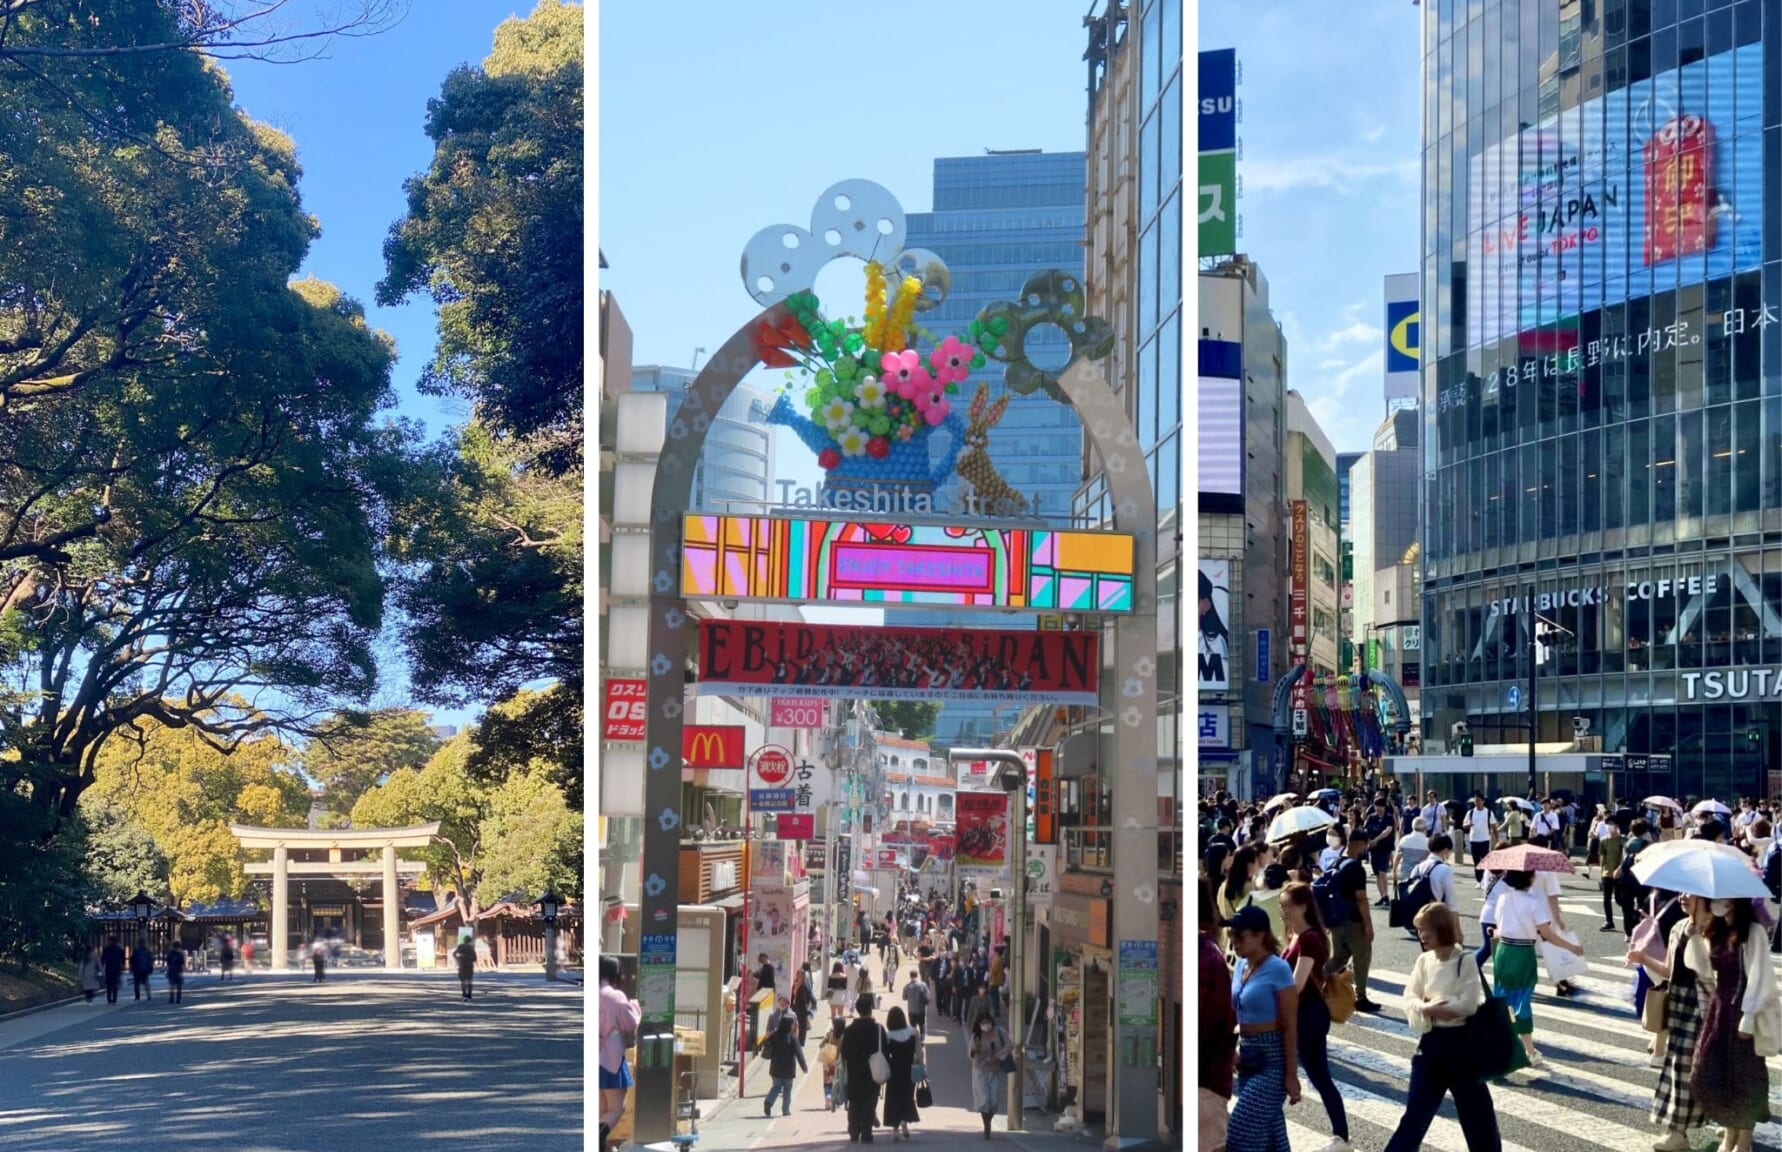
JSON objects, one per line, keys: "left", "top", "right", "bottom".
{"left": 229, "top": 822, "right": 438, "bottom": 970}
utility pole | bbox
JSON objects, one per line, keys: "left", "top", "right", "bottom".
{"left": 1527, "top": 584, "right": 1538, "bottom": 800}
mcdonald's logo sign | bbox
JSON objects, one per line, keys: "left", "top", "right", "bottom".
{"left": 683, "top": 725, "right": 746, "bottom": 769}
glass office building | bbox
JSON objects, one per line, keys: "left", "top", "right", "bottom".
{"left": 902, "top": 151, "right": 1088, "bottom": 746}
{"left": 1417, "top": 0, "right": 1782, "bottom": 800}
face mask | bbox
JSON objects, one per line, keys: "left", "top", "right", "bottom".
{"left": 1711, "top": 899, "right": 1735, "bottom": 918}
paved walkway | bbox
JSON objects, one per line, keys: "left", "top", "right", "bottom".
{"left": 0, "top": 969, "right": 582, "bottom": 1151}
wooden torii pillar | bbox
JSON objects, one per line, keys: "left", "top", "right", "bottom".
{"left": 229, "top": 823, "right": 439, "bottom": 970}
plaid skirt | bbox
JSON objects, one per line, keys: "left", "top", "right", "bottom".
{"left": 1652, "top": 976, "right": 1706, "bottom": 1133}
{"left": 1227, "top": 1031, "right": 1291, "bottom": 1152}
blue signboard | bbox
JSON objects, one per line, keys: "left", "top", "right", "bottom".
{"left": 750, "top": 788, "right": 796, "bottom": 812}
{"left": 1198, "top": 49, "right": 1236, "bottom": 153}
{"left": 641, "top": 934, "right": 676, "bottom": 964}
{"left": 1118, "top": 940, "right": 1159, "bottom": 969}
{"left": 1255, "top": 629, "right": 1271, "bottom": 683}
{"left": 1385, "top": 298, "right": 1420, "bottom": 374}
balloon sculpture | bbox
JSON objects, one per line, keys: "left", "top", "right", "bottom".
{"left": 1297, "top": 668, "right": 1392, "bottom": 771}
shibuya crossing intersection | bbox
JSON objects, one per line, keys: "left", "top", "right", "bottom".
{"left": 608, "top": 180, "right": 1163, "bottom": 1146}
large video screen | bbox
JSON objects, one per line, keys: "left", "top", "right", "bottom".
{"left": 1466, "top": 42, "right": 1764, "bottom": 347}
{"left": 1198, "top": 376, "right": 1243, "bottom": 497}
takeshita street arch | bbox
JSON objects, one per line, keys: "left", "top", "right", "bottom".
{"left": 228, "top": 822, "right": 439, "bottom": 971}
{"left": 630, "top": 179, "right": 1160, "bottom": 1146}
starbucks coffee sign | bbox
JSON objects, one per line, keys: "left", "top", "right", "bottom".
{"left": 1487, "top": 572, "right": 1725, "bottom": 618}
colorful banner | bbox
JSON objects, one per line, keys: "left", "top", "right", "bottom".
{"left": 1198, "top": 560, "right": 1231, "bottom": 691}
{"left": 956, "top": 792, "right": 1010, "bottom": 871}
{"left": 1465, "top": 43, "right": 1763, "bottom": 348}
{"left": 682, "top": 514, "right": 1134, "bottom": 612}
{"left": 696, "top": 620, "right": 1100, "bottom": 706}
{"left": 1032, "top": 748, "right": 1056, "bottom": 846}
{"left": 602, "top": 678, "right": 646, "bottom": 741}
{"left": 1289, "top": 501, "right": 1309, "bottom": 660}
{"left": 1198, "top": 48, "right": 1238, "bottom": 257}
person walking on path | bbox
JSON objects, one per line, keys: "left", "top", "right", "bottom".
{"left": 828, "top": 961, "right": 852, "bottom": 1022}
{"left": 1491, "top": 869, "right": 1584, "bottom": 1072}
{"left": 164, "top": 942, "right": 185, "bottom": 1004}
{"left": 761, "top": 1014, "right": 807, "bottom": 1118}
{"left": 100, "top": 937, "right": 126, "bottom": 1004}
{"left": 1462, "top": 795, "right": 1499, "bottom": 882}
{"left": 1635, "top": 893, "right": 1711, "bottom": 1149}
{"left": 129, "top": 939, "right": 153, "bottom": 1002}
{"left": 1200, "top": 878, "right": 1238, "bottom": 1152}
{"left": 453, "top": 935, "right": 477, "bottom": 1001}
{"left": 218, "top": 935, "right": 236, "bottom": 982}
{"left": 598, "top": 955, "right": 643, "bottom": 1151}
{"left": 963, "top": 978, "right": 995, "bottom": 1032}
{"left": 77, "top": 946, "right": 102, "bottom": 1003}
{"left": 900, "top": 969, "right": 931, "bottom": 1041}
{"left": 840, "top": 993, "right": 890, "bottom": 1143}
{"left": 310, "top": 938, "right": 327, "bottom": 983}
{"left": 1382, "top": 902, "right": 1501, "bottom": 1152}
{"left": 967, "top": 1009, "right": 1012, "bottom": 1140}
{"left": 1323, "top": 830, "right": 1382, "bottom": 1013}
{"left": 1686, "top": 897, "right": 1775, "bottom": 1152}
{"left": 1594, "top": 815, "right": 1625, "bottom": 931}
{"left": 792, "top": 963, "right": 817, "bottom": 1044}
{"left": 1279, "top": 883, "right": 1349, "bottom": 1152}
{"left": 819, "top": 1019, "right": 846, "bottom": 1111}
{"left": 882, "top": 1005, "right": 922, "bottom": 1141}
{"left": 1226, "top": 904, "right": 1301, "bottom": 1152}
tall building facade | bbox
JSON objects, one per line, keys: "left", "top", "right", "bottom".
{"left": 1199, "top": 258, "right": 1291, "bottom": 796}
{"left": 1286, "top": 392, "right": 1342, "bottom": 676}
{"left": 1417, "top": 0, "right": 1781, "bottom": 800}
{"left": 630, "top": 365, "right": 778, "bottom": 513}
{"left": 1350, "top": 410, "right": 1423, "bottom": 723}
{"left": 898, "top": 151, "right": 1088, "bottom": 748}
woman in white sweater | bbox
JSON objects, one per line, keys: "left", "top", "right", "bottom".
{"left": 1382, "top": 903, "right": 1502, "bottom": 1152}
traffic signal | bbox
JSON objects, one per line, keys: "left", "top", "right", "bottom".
{"left": 1452, "top": 721, "right": 1474, "bottom": 758}
{"left": 1749, "top": 728, "right": 1762, "bottom": 750}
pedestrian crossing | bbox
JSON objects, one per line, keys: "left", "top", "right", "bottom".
{"left": 1252, "top": 958, "right": 1782, "bottom": 1152}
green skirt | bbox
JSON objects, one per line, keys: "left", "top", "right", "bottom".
{"left": 1491, "top": 938, "right": 1539, "bottom": 1037}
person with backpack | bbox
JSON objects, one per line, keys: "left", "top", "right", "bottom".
{"left": 819, "top": 1018, "right": 847, "bottom": 1112}
{"left": 1617, "top": 818, "right": 1655, "bottom": 940}
{"left": 1501, "top": 801, "right": 1528, "bottom": 846}
{"left": 1461, "top": 794, "right": 1498, "bottom": 882}
{"left": 1317, "top": 830, "right": 1381, "bottom": 1014}
{"left": 1593, "top": 810, "right": 1623, "bottom": 929}
{"left": 129, "top": 938, "right": 154, "bottom": 1001}
{"left": 452, "top": 935, "right": 477, "bottom": 1000}
{"left": 598, "top": 955, "right": 643, "bottom": 1152}
{"left": 900, "top": 969, "right": 931, "bottom": 1041}
{"left": 1280, "top": 883, "right": 1349, "bottom": 1152}
{"left": 1382, "top": 902, "right": 1501, "bottom": 1152}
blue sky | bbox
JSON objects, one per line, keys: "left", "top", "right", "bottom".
{"left": 224, "top": 1, "right": 540, "bottom": 727}
{"left": 1200, "top": 2, "right": 1423, "bottom": 453}
{"left": 597, "top": 0, "right": 1098, "bottom": 499}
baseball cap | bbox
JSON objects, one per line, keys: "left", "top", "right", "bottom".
{"left": 1221, "top": 905, "right": 1269, "bottom": 935}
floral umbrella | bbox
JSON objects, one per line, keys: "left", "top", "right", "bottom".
{"left": 1477, "top": 844, "right": 1575, "bottom": 874}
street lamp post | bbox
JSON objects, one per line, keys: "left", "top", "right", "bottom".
{"left": 948, "top": 748, "right": 1028, "bottom": 1133}
{"left": 536, "top": 890, "right": 560, "bottom": 982}
{"left": 130, "top": 890, "right": 153, "bottom": 948}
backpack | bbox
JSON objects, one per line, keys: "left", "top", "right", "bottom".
{"left": 1312, "top": 859, "right": 1356, "bottom": 927}
{"left": 1617, "top": 838, "right": 1649, "bottom": 903}
{"left": 1391, "top": 858, "right": 1444, "bottom": 928}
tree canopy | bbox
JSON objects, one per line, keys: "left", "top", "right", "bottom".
{"left": 300, "top": 707, "right": 441, "bottom": 818}
{"left": 379, "top": 0, "right": 583, "bottom": 808}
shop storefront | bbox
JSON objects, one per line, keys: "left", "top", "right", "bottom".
{"left": 1050, "top": 879, "right": 1112, "bottom": 1123}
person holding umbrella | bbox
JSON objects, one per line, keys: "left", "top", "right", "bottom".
{"left": 1477, "top": 843, "right": 1586, "bottom": 1072}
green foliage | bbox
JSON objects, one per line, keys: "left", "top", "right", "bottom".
{"left": 0, "top": 5, "right": 416, "bottom": 823}
{"left": 378, "top": 0, "right": 583, "bottom": 461}
{"left": 871, "top": 700, "right": 943, "bottom": 741}
{"left": 377, "top": 1, "right": 583, "bottom": 811}
{"left": 349, "top": 721, "right": 578, "bottom": 920}
{"left": 301, "top": 708, "right": 441, "bottom": 815}
{"left": 79, "top": 718, "right": 311, "bottom": 904}
{"left": 0, "top": 796, "right": 99, "bottom": 971}
{"left": 82, "top": 800, "right": 171, "bottom": 905}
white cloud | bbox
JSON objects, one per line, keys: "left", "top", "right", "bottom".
{"left": 1304, "top": 350, "right": 1386, "bottom": 448}
{"left": 1320, "top": 320, "right": 1382, "bottom": 350}
{"left": 1362, "top": 125, "right": 1387, "bottom": 144}
{"left": 1241, "top": 155, "right": 1419, "bottom": 195}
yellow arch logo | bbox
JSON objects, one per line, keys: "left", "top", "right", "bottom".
{"left": 1389, "top": 308, "right": 1420, "bottom": 367}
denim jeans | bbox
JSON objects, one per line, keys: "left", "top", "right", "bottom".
{"left": 765, "top": 1076, "right": 794, "bottom": 1115}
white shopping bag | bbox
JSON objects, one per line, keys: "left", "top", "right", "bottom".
{"left": 1539, "top": 929, "right": 1587, "bottom": 983}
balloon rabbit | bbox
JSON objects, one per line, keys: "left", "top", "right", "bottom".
{"left": 955, "top": 383, "right": 1027, "bottom": 516}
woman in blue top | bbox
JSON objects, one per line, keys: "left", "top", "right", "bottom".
{"left": 1227, "top": 904, "right": 1301, "bottom": 1152}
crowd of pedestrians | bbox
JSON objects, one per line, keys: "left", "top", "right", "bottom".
{"left": 1199, "top": 786, "right": 1782, "bottom": 1152}
{"left": 78, "top": 934, "right": 214, "bottom": 1006}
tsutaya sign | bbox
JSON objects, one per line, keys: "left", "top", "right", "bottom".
{"left": 1487, "top": 573, "right": 1726, "bottom": 616}
{"left": 1684, "top": 669, "right": 1782, "bottom": 701}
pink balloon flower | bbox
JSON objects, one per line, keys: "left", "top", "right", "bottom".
{"left": 929, "top": 336, "right": 975, "bottom": 385}
{"left": 880, "top": 349, "right": 932, "bottom": 397}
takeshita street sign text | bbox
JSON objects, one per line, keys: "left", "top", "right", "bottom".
{"left": 682, "top": 512, "right": 1134, "bottom": 612}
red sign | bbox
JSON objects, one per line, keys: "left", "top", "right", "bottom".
{"left": 776, "top": 813, "right": 814, "bottom": 840}
{"left": 682, "top": 725, "right": 745, "bottom": 769}
{"left": 602, "top": 678, "right": 647, "bottom": 741}
{"left": 1644, "top": 115, "right": 1715, "bottom": 267}
{"left": 956, "top": 792, "right": 1009, "bottom": 869}
{"left": 872, "top": 848, "right": 901, "bottom": 869}
{"left": 696, "top": 620, "right": 1098, "bottom": 705}
{"left": 1289, "top": 500, "right": 1309, "bottom": 660}
{"left": 927, "top": 833, "right": 956, "bottom": 861}
{"left": 749, "top": 745, "right": 795, "bottom": 788}
{"left": 1033, "top": 748, "right": 1056, "bottom": 845}
{"left": 770, "top": 697, "right": 824, "bottom": 729}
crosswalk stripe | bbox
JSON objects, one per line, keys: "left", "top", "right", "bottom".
{"left": 1280, "top": 1075, "right": 1546, "bottom": 1152}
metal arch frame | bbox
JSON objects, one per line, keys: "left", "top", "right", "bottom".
{"left": 632, "top": 305, "right": 1160, "bottom": 1147}
{"left": 1269, "top": 666, "right": 1415, "bottom": 740}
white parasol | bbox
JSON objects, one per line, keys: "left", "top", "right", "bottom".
{"left": 1631, "top": 839, "right": 1768, "bottom": 900}
{"left": 1267, "top": 806, "right": 1337, "bottom": 844}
